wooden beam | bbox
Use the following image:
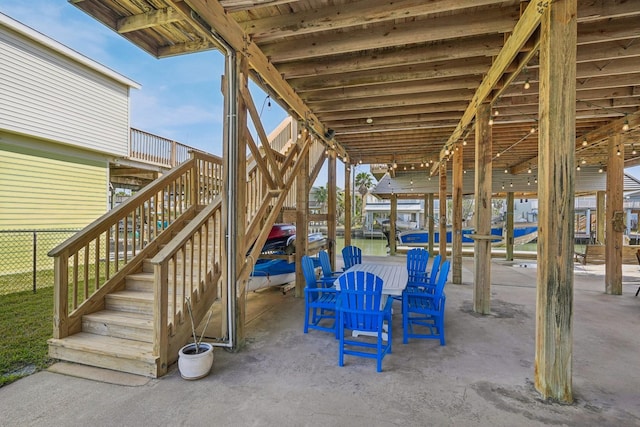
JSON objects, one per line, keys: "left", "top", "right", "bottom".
{"left": 596, "top": 190, "right": 605, "bottom": 244}
{"left": 241, "top": 0, "right": 506, "bottom": 42}
{"left": 473, "top": 103, "right": 492, "bottom": 314}
{"left": 290, "top": 57, "right": 495, "bottom": 93}
{"left": 328, "top": 151, "right": 337, "bottom": 269}
{"left": 390, "top": 194, "right": 397, "bottom": 256}
{"left": 439, "top": 162, "right": 447, "bottom": 261}
{"left": 240, "top": 85, "right": 284, "bottom": 188}
{"left": 535, "top": 0, "right": 577, "bottom": 403}
{"left": 295, "top": 138, "right": 310, "bottom": 297}
{"left": 278, "top": 35, "right": 504, "bottom": 79}
{"left": 260, "top": 8, "right": 518, "bottom": 62}
{"left": 433, "top": 0, "right": 548, "bottom": 173}
{"left": 505, "top": 192, "right": 514, "bottom": 261}
{"left": 512, "top": 110, "right": 640, "bottom": 173}
{"left": 344, "top": 164, "right": 352, "bottom": 247}
{"left": 452, "top": 145, "right": 463, "bottom": 284}
{"left": 177, "top": 0, "right": 347, "bottom": 158}
{"left": 245, "top": 131, "right": 277, "bottom": 190}
{"left": 606, "top": 133, "right": 624, "bottom": 295}
{"left": 117, "top": 7, "right": 182, "bottom": 33}
{"left": 428, "top": 193, "right": 435, "bottom": 255}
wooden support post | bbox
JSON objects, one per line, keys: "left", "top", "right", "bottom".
{"left": 596, "top": 191, "right": 605, "bottom": 244}
{"left": 452, "top": 145, "right": 463, "bottom": 284}
{"left": 506, "top": 192, "right": 515, "bottom": 261}
{"left": 344, "top": 163, "right": 352, "bottom": 247}
{"left": 234, "top": 55, "right": 248, "bottom": 348}
{"left": 606, "top": 134, "right": 624, "bottom": 295}
{"left": 422, "top": 194, "right": 428, "bottom": 232}
{"left": 428, "top": 193, "right": 435, "bottom": 255}
{"left": 295, "top": 136, "right": 310, "bottom": 297}
{"left": 328, "top": 151, "right": 337, "bottom": 269}
{"left": 439, "top": 163, "right": 447, "bottom": 260}
{"left": 390, "top": 194, "right": 397, "bottom": 256}
{"left": 474, "top": 103, "right": 492, "bottom": 315}
{"left": 535, "top": 0, "right": 576, "bottom": 403}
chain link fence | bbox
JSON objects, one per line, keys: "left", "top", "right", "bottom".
{"left": 0, "top": 230, "right": 79, "bottom": 295}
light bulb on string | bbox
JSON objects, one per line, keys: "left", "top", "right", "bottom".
{"left": 582, "top": 138, "right": 588, "bottom": 147}
{"left": 488, "top": 118, "right": 494, "bottom": 126}
{"left": 524, "top": 79, "right": 530, "bottom": 90}
{"left": 623, "top": 120, "right": 630, "bottom": 131}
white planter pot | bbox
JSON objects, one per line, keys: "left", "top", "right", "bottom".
{"left": 178, "top": 342, "right": 214, "bottom": 380}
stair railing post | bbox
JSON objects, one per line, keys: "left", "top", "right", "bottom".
{"left": 153, "top": 262, "right": 169, "bottom": 376}
{"left": 52, "top": 253, "right": 69, "bottom": 339}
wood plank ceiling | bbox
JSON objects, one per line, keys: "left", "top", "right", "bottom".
{"left": 72, "top": 0, "right": 640, "bottom": 181}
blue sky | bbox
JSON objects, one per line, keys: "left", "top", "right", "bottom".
{"left": 3, "top": 1, "right": 638, "bottom": 187}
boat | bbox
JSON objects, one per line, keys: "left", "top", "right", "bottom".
{"left": 248, "top": 228, "right": 328, "bottom": 291}
{"left": 397, "top": 223, "right": 537, "bottom": 246}
{"left": 247, "top": 258, "right": 297, "bottom": 292}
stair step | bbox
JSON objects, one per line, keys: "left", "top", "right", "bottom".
{"left": 48, "top": 332, "right": 158, "bottom": 377}
{"left": 105, "top": 290, "right": 154, "bottom": 315}
{"left": 125, "top": 272, "right": 154, "bottom": 291}
{"left": 82, "top": 310, "right": 153, "bottom": 343}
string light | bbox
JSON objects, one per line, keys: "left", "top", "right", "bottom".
{"left": 598, "top": 164, "right": 604, "bottom": 173}
{"left": 504, "top": 169, "right": 508, "bottom": 173}
{"left": 530, "top": 126, "right": 537, "bottom": 134}
{"left": 527, "top": 166, "right": 532, "bottom": 174}
{"left": 534, "top": 176, "right": 537, "bottom": 184}
{"left": 576, "top": 165, "right": 581, "bottom": 171}
{"left": 488, "top": 118, "right": 494, "bottom": 126}
{"left": 633, "top": 144, "right": 637, "bottom": 155}
{"left": 581, "top": 159, "right": 587, "bottom": 165}
{"left": 623, "top": 120, "right": 630, "bottom": 131}
{"left": 463, "top": 139, "right": 467, "bottom": 146}
{"left": 617, "top": 146, "right": 621, "bottom": 156}
{"left": 494, "top": 109, "right": 500, "bottom": 116}
{"left": 582, "top": 138, "right": 588, "bottom": 147}
{"left": 510, "top": 182, "right": 513, "bottom": 188}
{"left": 496, "top": 152, "right": 501, "bottom": 157}
{"left": 524, "top": 78, "right": 530, "bottom": 90}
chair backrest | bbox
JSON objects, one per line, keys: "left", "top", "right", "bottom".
{"left": 318, "top": 250, "right": 334, "bottom": 278}
{"left": 342, "top": 245, "right": 363, "bottom": 270}
{"left": 338, "top": 271, "right": 384, "bottom": 330}
{"left": 428, "top": 254, "right": 442, "bottom": 285}
{"left": 406, "top": 248, "right": 429, "bottom": 285}
{"left": 433, "top": 259, "right": 451, "bottom": 298}
{"left": 302, "top": 255, "right": 320, "bottom": 299}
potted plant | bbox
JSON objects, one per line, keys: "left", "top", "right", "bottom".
{"left": 178, "top": 297, "right": 214, "bottom": 380}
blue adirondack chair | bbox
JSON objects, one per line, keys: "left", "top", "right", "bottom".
{"left": 302, "top": 255, "right": 339, "bottom": 336}
{"left": 337, "top": 271, "right": 392, "bottom": 372}
{"left": 341, "top": 245, "right": 362, "bottom": 271}
{"left": 318, "top": 250, "right": 341, "bottom": 287}
{"left": 390, "top": 248, "right": 430, "bottom": 306}
{"left": 402, "top": 259, "right": 451, "bottom": 345}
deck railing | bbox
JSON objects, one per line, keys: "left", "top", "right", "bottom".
{"left": 150, "top": 198, "right": 223, "bottom": 372}
{"left": 49, "top": 151, "right": 223, "bottom": 339}
{"left": 129, "top": 128, "right": 207, "bottom": 168}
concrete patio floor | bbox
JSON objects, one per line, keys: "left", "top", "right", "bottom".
{"left": 1, "top": 256, "right": 639, "bottom": 426}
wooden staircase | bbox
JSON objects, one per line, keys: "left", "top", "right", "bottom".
{"left": 48, "top": 223, "right": 206, "bottom": 377}
{"left": 47, "top": 116, "right": 324, "bottom": 378}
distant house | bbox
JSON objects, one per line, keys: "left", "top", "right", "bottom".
{"left": 0, "top": 13, "right": 139, "bottom": 230}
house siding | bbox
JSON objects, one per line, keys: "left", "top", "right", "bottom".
{"left": 0, "top": 22, "right": 130, "bottom": 156}
{"left": 0, "top": 136, "right": 108, "bottom": 230}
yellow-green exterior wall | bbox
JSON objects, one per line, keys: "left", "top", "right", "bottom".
{"left": 0, "top": 139, "right": 107, "bottom": 230}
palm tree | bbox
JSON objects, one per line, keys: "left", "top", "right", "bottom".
{"left": 355, "top": 172, "right": 374, "bottom": 225}
{"left": 314, "top": 185, "right": 328, "bottom": 213}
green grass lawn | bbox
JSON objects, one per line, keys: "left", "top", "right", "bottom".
{"left": 0, "top": 287, "right": 54, "bottom": 387}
